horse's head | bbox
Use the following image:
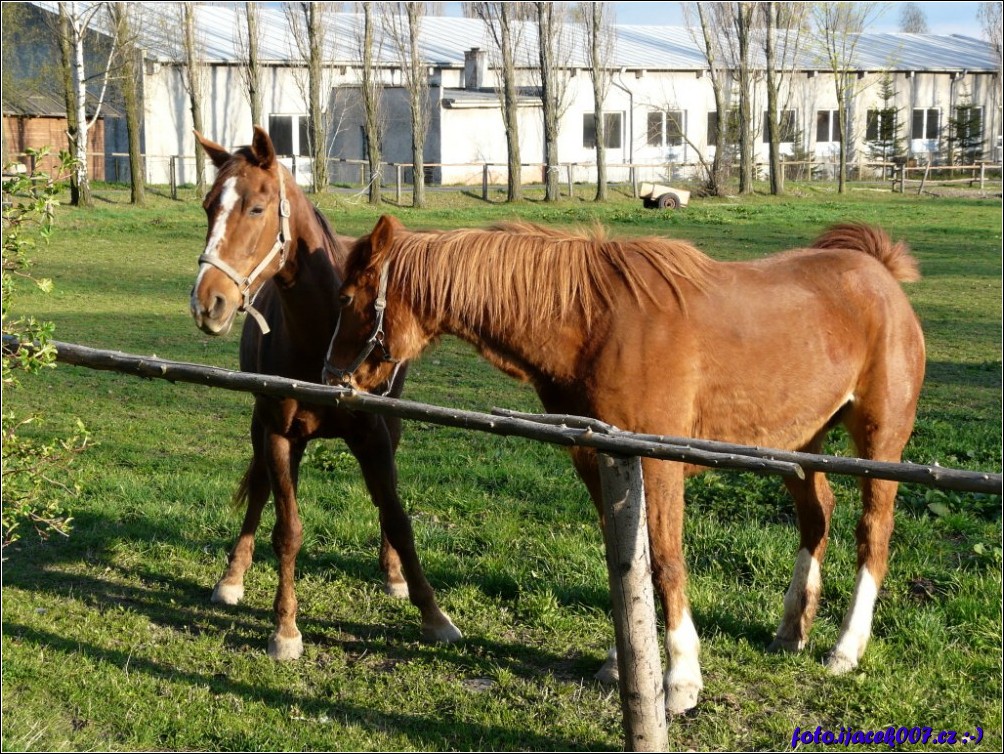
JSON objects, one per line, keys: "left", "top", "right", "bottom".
{"left": 190, "top": 126, "right": 291, "bottom": 336}
{"left": 323, "top": 215, "right": 429, "bottom": 392}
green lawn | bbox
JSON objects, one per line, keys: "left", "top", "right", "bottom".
{"left": 2, "top": 184, "right": 1001, "bottom": 751}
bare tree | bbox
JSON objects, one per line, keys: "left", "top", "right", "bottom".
{"left": 472, "top": 2, "right": 524, "bottom": 201}
{"left": 685, "top": 3, "right": 732, "bottom": 196}
{"left": 180, "top": 2, "right": 207, "bottom": 194}
{"left": 236, "top": 2, "right": 264, "bottom": 128}
{"left": 733, "top": 2, "right": 756, "bottom": 194}
{"left": 898, "top": 3, "right": 929, "bottom": 33}
{"left": 979, "top": 2, "right": 1002, "bottom": 73}
{"left": 360, "top": 2, "right": 383, "bottom": 204}
{"left": 382, "top": 2, "right": 430, "bottom": 207}
{"left": 56, "top": 2, "right": 117, "bottom": 208}
{"left": 535, "top": 2, "right": 571, "bottom": 202}
{"left": 108, "top": 2, "right": 144, "bottom": 205}
{"left": 760, "top": 2, "right": 807, "bottom": 195}
{"left": 581, "top": 2, "right": 615, "bottom": 201}
{"left": 811, "top": 2, "right": 883, "bottom": 193}
{"left": 284, "top": 2, "right": 332, "bottom": 192}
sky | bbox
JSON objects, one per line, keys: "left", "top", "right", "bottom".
{"left": 444, "top": 2, "right": 988, "bottom": 40}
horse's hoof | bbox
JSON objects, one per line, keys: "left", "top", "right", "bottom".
{"left": 422, "top": 614, "right": 463, "bottom": 644}
{"left": 768, "top": 635, "right": 805, "bottom": 654}
{"left": 211, "top": 582, "right": 244, "bottom": 605}
{"left": 666, "top": 681, "right": 702, "bottom": 715}
{"left": 268, "top": 631, "right": 304, "bottom": 661}
{"left": 594, "top": 649, "right": 619, "bottom": 685}
{"left": 825, "top": 651, "right": 857, "bottom": 675}
{"left": 384, "top": 581, "right": 410, "bottom": 600}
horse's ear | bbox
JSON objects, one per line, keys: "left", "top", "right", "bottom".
{"left": 250, "top": 126, "right": 276, "bottom": 170}
{"left": 194, "top": 130, "right": 230, "bottom": 169}
{"left": 368, "top": 215, "right": 402, "bottom": 268}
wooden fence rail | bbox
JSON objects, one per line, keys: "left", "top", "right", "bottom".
{"left": 6, "top": 336, "right": 1003, "bottom": 750}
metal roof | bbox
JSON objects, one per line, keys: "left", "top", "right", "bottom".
{"left": 31, "top": 3, "right": 998, "bottom": 74}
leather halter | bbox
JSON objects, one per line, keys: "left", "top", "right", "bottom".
{"left": 322, "top": 261, "right": 400, "bottom": 393}
{"left": 197, "top": 167, "right": 291, "bottom": 335}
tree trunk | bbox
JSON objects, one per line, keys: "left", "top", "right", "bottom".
{"left": 362, "top": 3, "right": 382, "bottom": 205}
{"left": 764, "top": 2, "right": 783, "bottom": 195}
{"left": 70, "top": 6, "right": 93, "bottom": 208}
{"left": 537, "top": 3, "right": 560, "bottom": 202}
{"left": 57, "top": 4, "right": 82, "bottom": 206}
{"left": 111, "top": 3, "right": 144, "bottom": 205}
{"left": 499, "top": 6, "right": 522, "bottom": 201}
{"left": 246, "top": 2, "right": 263, "bottom": 127}
{"left": 736, "top": 3, "right": 754, "bottom": 194}
{"left": 183, "top": 3, "right": 206, "bottom": 195}
{"left": 307, "top": 4, "right": 327, "bottom": 193}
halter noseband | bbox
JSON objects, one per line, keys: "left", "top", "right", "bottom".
{"left": 197, "top": 167, "right": 291, "bottom": 335}
{"left": 322, "top": 262, "right": 401, "bottom": 394}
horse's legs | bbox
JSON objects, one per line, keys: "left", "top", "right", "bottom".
{"left": 771, "top": 435, "right": 835, "bottom": 653}
{"left": 377, "top": 413, "right": 408, "bottom": 598}
{"left": 212, "top": 411, "right": 270, "bottom": 605}
{"left": 644, "top": 460, "right": 702, "bottom": 714}
{"left": 346, "top": 419, "right": 462, "bottom": 643}
{"left": 572, "top": 448, "right": 700, "bottom": 714}
{"left": 266, "top": 431, "right": 307, "bottom": 660}
{"left": 826, "top": 408, "right": 912, "bottom": 674}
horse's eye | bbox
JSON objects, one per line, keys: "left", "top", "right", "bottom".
{"left": 339, "top": 293, "right": 354, "bottom": 308}
{"left": 249, "top": 206, "right": 264, "bottom": 217}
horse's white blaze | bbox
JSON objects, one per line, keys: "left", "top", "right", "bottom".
{"left": 665, "top": 609, "right": 703, "bottom": 713}
{"left": 192, "top": 177, "right": 240, "bottom": 297}
{"left": 778, "top": 548, "right": 821, "bottom": 649}
{"left": 829, "top": 566, "right": 878, "bottom": 672}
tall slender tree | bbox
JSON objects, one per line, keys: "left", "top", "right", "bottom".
{"left": 57, "top": 1, "right": 117, "bottom": 207}
{"left": 472, "top": 2, "right": 524, "bottom": 201}
{"left": 535, "top": 2, "right": 569, "bottom": 202}
{"left": 581, "top": 2, "right": 615, "bottom": 201}
{"left": 108, "top": 2, "right": 144, "bottom": 205}
{"left": 237, "top": 2, "right": 264, "bottom": 128}
{"left": 284, "top": 2, "right": 331, "bottom": 192}
{"left": 180, "top": 2, "right": 207, "bottom": 194}
{"left": 811, "top": 2, "right": 883, "bottom": 193}
{"left": 382, "top": 2, "right": 430, "bottom": 207}
{"left": 360, "top": 2, "right": 383, "bottom": 205}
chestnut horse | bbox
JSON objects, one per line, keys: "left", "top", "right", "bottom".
{"left": 188, "top": 129, "right": 460, "bottom": 660}
{"left": 324, "top": 215, "right": 925, "bottom": 714}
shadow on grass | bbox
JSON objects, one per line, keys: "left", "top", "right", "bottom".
{"left": 2, "top": 619, "right": 609, "bottom": 751}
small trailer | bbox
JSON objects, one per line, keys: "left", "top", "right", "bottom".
{"left": 639, "top": 182, "right": 690, "bottom": 210}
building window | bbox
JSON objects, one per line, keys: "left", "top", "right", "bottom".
{"left": 866, "top": 109, "right": 898, "bottom": 142}
{"left": 762, "top": 109, "right": 797, "bottom": 143}
{"left": 647, "top": 110, "right": 684, "bottom": 147}
{"left": 815, "top": 110, "right": 841, "bottom": 143}
{"left": 268, "top": 114, "right": 313, "bottom": 156}
{"left": 583, "top": 112, "right": 623, "bottom": 149}
{"left": 911, "top": 108, "right": 940, "bottom": 140}
{"left": 707, "top": 110, "right": 740, "bottom": 146}
{"left": 950, "top": 106, "right": 984, "bottom": 162}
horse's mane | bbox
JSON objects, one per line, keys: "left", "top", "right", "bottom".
{"left": 386, "top": 221, "right": 714, "bottom": 334}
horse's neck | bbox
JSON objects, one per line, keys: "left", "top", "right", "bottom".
{"left": 439, "top": 304, "right": 588, "bottom": 388}
{"left": 275, "top": 203, "right": 342, "bottom": 343}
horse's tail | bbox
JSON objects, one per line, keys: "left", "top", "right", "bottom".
{"left": 231, "top": 462, "right": 253, "bottom": 510}
{"left": 812, "top": 223, "right": 921, "bottom": 283}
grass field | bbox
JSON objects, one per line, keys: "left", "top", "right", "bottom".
{"left": 2, "top": 184, "right": 1001, "bottom": 751}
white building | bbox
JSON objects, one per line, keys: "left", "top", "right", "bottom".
{"left": 20, "top": 4, "right": 1003, "bottom": 187}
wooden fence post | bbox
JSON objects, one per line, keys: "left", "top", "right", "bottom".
{"left": 169, "top": 155, "right": 177, "bottom": 200}
{"left": 980, "top": 162, "right": 986, "bottom": 190}
{"left": 566, "top": 163, "right": 574, "bottom": 199}
{"left": 482, "top": 163, "right": 489, "bottom": 201}
{"left": 597, "top": 452, "right": 668, "bottom": 752}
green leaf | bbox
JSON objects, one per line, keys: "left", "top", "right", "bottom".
{"left": 927, "top": 501, "right": 953, "bottom": 517}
